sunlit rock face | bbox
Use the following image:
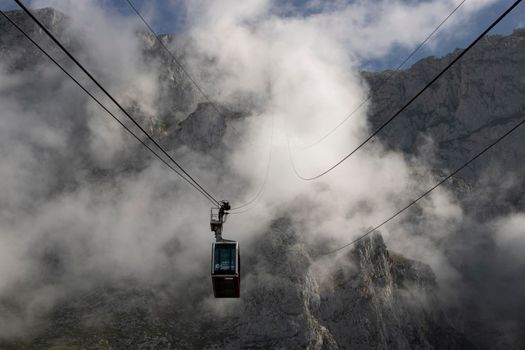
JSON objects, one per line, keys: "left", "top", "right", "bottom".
{"left": 365, "top": 29, "right": 525, "bottom": 180}
{"left": 364, "top": 30, "right": 525, "bottom": 349}
{"left": 0, "top": 217, "right": 469, "bottom": 349}
{"left": 319, "top": 233, "right": 474, "bottom": 349}
{"left": 238, "top": 224, "right": 473, "bottom": 350}
{"left": 1, "top": 7, "right": 524, "bottom": 350}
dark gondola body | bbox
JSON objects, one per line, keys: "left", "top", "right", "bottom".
{"left": 211, "top": 241, "right": 240, "bottom": 298}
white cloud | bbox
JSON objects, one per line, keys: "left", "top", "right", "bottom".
{"left": 495, "top": 213, "right": 525, "bottom": 264}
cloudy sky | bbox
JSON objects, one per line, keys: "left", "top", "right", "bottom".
{"left": 86, "top": 0, "right": 525, "bottom": 70}
{"left": 108, "top": 0, "right": 525, "bottom": 36}
{"left": 1, "top": 0, "right": 524, "bottom": 70}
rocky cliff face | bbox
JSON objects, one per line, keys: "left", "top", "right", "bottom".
{"left": 365, "top": 29, "right": 525, "bottom": 180}
{"left": 319, "top": 233, "right": 470, "bottom": 350}
{"left": 364, "top": 28, "right": 525, "bottom": 350}
{"left": 0, "top": 218, "right": 469, "bottom": 349}
{"left": 1, "top": 7, "right": 524, "bottom": 350}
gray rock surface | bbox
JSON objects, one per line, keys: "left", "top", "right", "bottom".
{"left": 0, "top": 219, "right": 469, "bottom": 349}
{"left": 364, "top": 30, "right": 525, "bottom": 179}
{"left": 364, "top": 28, "right": 525, "bottom": 349}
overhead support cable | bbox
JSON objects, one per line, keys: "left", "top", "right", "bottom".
{"left": 8, "top": 0, "right": 221, "bottom": 207}
{"left": 229, "top": 113, "right": 275, "bottom": 213}
{"left": 124, "top": 0, "right": 249, "bottom": 141}
{"left": 0, "top": 9, "right": 218, "bottom": 206}
{"left": 126, "top": 0, "right": 275, "bottom": 212}
{"left": 295, "top": 0, "right": 467, "bottom": 151}
{"left": 124, "top": 0, "right": 219, "bottom": 116}
{"left": 291, "top": 0, "right": 523, "bottom": 181}
{"left": 323, "top": 110, "right": 525, "bottom": 255}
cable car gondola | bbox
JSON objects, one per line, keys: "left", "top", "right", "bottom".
{"left": 210, "top": 201, "right": 240, "bottom": 298}
{"left": 211, "top": 240, "right": 240, "bottom": 298}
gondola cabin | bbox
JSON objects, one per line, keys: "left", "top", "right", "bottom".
{"left": 211, "top": 241, "right": 240, "bottom": 298}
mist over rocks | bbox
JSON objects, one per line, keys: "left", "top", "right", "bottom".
{"left": 1, "top": 3, "right": 524, "bottom": 350}
{"left": 319, "top": 233, "right": 474, "bottom": 349}
{"left": 164, "top": 102, "right": 246, "bottom": 153}
{"left": 0, "top": 218, "right": 466, "bottom": 349}
{"left": 364, "top": 27, "right": 525, "bottom": 349}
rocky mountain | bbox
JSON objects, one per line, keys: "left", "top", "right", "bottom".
{"left": 1, "top": 7, "right": 524, "bottom": 350}
{"left": 365, "top": 29, "right": 525, "bottom": 181}
{"left": 365, "top": 28, "right": 525, "bottom": 350}
{"left": 0, "top": 219, "right": 471, "bottom": 349}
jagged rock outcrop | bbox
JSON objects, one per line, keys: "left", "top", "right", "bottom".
{"left": 0, "top": 8, "right": 68, "bottom": 70}
{"left": 162, "top": 102, "right": 244, "bottom": 153}
{"left": 320, "top": 233, "right": 473, "bottom": 349}
{"left": 0, "top": 219, "right": 468, "bottom": 349}
{"left": 365, "top": 29, "right": 525, "bottom": 180}
{"left": 364, "top": 28, "right": 525, "bottom": 349}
